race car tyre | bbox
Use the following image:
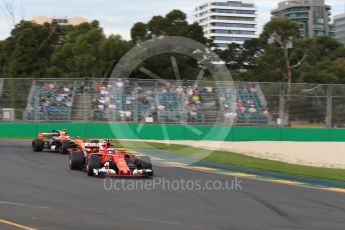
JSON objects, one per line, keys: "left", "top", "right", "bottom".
{"left": 59, "top": 141, "right": 70, "bottom": 155}
{"left": 140, "top": 156, "right": 152, "bottom": 170}
{"left": 69, "top": 151, "right": 84, "bottom": 170}
{"left": 32, "top": 139, "right": 44, "bottom": 152}
{"left": 87, "top": 155, "right": 101, "bottom": 176}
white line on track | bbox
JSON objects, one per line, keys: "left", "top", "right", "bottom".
{"left": 0, "top": 201, "right": 51, "bottom": 210}
{"left": 0, "top": 218, "right": 37, "bottom": 230}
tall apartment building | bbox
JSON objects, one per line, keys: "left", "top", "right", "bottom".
{"left": 271, "top": 0, "right": 333, "bottom": 38}
{"left": 194, "top": 0, "right": 257, "bottom": 49}
{"left": 32, "top": 16, "right": 87, "bottom": 26}
{"left": 334, "top": 13, "right": 345, "bottom": 45}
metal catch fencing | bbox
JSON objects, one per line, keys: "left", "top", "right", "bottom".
{"left": 0, "top": 78, "right": 345, "bottom": 128}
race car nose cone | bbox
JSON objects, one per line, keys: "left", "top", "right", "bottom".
{"left": 120, "top": 170, "right": 130, "bottom": 175}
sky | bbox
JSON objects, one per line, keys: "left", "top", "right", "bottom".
{"left": 1, "top": 0, "right": 344, "bottom": 40}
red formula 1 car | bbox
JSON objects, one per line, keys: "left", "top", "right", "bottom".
{"left": 32, "top": 130, "right": 83, "bottom": 154}
{"left": 69, "top": 140, "right": 153, "bottom": 178}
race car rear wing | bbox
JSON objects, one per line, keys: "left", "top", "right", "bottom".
{"left": 38, "top": 132, "right": 60, "bottom": 140}
{"left": 38, "top": 130, "right": 68, "bottom": 140}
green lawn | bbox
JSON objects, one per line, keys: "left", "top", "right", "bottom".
{"left": 113, "top": 140, "right": 345, "bottom": 182}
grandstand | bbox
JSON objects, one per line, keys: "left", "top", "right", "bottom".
{"left": 25, "top": 81, "right": 74, "bottom": 120}
{"left": 100, "top": 80, "right": 269, "bottom": 124}
{"left": 24, "top": 79, "right": 269, "bottom": 125}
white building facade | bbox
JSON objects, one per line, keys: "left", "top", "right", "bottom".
{"left": 334, "top": 13, "right": 345, "bottom": 45}
{"left": 32, "top": 16, "right": 87, "bottom": 26}
{"left": 194, "top": 0, "right": 257, "bottom": 49}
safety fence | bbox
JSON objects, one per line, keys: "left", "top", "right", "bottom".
{"left": 1, "top": 78, "right": 345, "bottom": 128}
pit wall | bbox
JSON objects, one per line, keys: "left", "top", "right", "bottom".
{"left": 1, "top": 123, "right": 345, "bottom": 142}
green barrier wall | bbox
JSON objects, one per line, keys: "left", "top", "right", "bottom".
{"left": 1, "top": 123, "right": 345, "bottom": 142}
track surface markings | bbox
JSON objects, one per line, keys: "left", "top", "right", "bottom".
{"left": 0, "top": 218, "right": 37, "bottom": 230}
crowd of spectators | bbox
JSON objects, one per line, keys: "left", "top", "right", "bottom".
{"left": 25, "top": 80, "right": 269, "bottom": 124}
{"left": 25, "top": 82, "right": 73, "bottom": 120}
{"left": 89, "top": 81, "right": 269, "bottom": 124}
{"left": 219, "top": 84, "right": 269, "bottom": 124}
{"left": 90, "top": 80, "right": 209, "bottom": 123}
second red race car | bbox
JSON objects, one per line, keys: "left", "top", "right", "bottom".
{"left": 69, "top": 140, "right": 153, "bottom": 178}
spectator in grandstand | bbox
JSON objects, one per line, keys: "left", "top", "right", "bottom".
{"left": 157, "top": 105, "right": 165, "bottom": 111}
{"left": 192, "top": 93, "right": 201, "bottom": 105}
{"left": 189, "top": 107, "right": 198, "bottom": 123}
{"left": 177, "top": 85, "right": 184, "bottom": 94}
{"left": 236, "top": 100, "right": 246, "bottom": 113}
{"left": 43, "top": 100, "right": 51, "bottom": 120}
{"left": 95, "top": 82, "right": 101, "bottom": 92}
{"left": 58, "top": 86, "right": 64, "bottom": 93}
{"left": 241, "top": 85, "right": 248, "bottom": 93}
{"left": 39, "top": 95, "right": 46, "bottom": 104}
{"left": 119, "top": 110, "right": 132, "bottom": 121}
{"left": 247, "top": 99, "right": 254, "bottom": 105}
{"left": 100, "top": 87, "right": 109, "bottom": 96}
{"left": 224, "top": 109, "right": 237, "bottom": 123}
{"left": 248, "top": 105, "right": 257, "bottom": 113}
{"left": 187, "top": 104, "right": 202, "bottom": 123}
{"left": 108, "top": 104, "right": 116, "bottom": 110}
{"left": 262, "top": 106, "right": 270, "bottom": 120}
{"left": 116, "top": 79, "right": 124, "bottom": 88}
{"left": 26, "top": 104, "right": 33, "bottom": 114}
{"left": 124, "top": 80, "right": 131, "bottom": 94}
{"left": 37, "top": 106, "right": 43, "bottom": 117}
{"left": 187, "top": 86, "right": 193, "bottom": 97}
{"left": 93, "top": 109, "right": 106, "bottom": 121}
{"left": 68, "top": 84, "right": 74, "bottom": 92}
{"left": 76, "top": 82, "right": 86, "bottom": 95}
{"left": 98, "top": 103, "right": 105, "bottom": 110}
{"left": 48, "top": 82, "right": 55, "bottom": 90}
{"left": 55, "top": 94, "right": 64, "bottom": 102}
{"left": 43, "top": 82, "right": 49, "bottom": 90}
{"left": 249, "top": 85, "right": 257, "bottom": 93}
{"left": 151, "top": 105, "right": 159, "bottom": 122}
{"left": 63, "top": 86, "right": 71, "bottom": 93}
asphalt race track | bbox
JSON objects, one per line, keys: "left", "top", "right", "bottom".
{"left": 0, "top": 139, "right": 344, "bottom": 230}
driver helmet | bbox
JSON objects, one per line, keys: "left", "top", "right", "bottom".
{"left": 61, "top": 129, "right": 68, "bottom": 137}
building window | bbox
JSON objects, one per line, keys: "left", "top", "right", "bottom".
{"left": 211, "top": 9, "right": 256, "bottom": 15}
{"left": 215, "top": 43, "right": 229, "bottom": 48}
{"left": 53, "top": 19, "right": 68, "bottom": 24}
{"left": 213, "top": 36, "right": 251, "bottom": 42}
{"left": 212, "top": 2, "right": 255, "bottom": 8}
{"left": 212, "top": 22, "right": 255, "bottom": 28}
{"left": 212, "top": 29, "right": 255, "bottom": 35}
{"left": 211, "top": 16, "right": 255, "bottom": 21}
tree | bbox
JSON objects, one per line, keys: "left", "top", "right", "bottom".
{"left": 256, "top": 18, "right": 312, "bottom": 126}
{"left": 216, "top": 38, "right": 264, "bottom": 80}
{"left": 99, "top": 35, "right": 133, "bottom": 79}
{"left": 48, "top": 21, "right": 132, "bottom": 78}
{"left": 131, "top": 10, "right": 210, "bottom": 45}
{"left": 261, "top": 18, "right": 303, "bottom": 83}
{"left": 131, "top": 22, "right": 148, "bottom": 44}
{"left": 49, "top": 21, "right": 102, "bottom": 78}
{"left": 129, "top": 10, "right": 210, "bottom": 80}
{"left": 298, "top": 36, "right": 345, "bottom": 83}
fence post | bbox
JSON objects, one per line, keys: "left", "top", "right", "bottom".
{"left": 325, "top": 84, "right": 333, "bottom": 128}
{"left": 134, "top": 79, "right": 138, "bottom": 122}
{"left": 278, "top": 83, "right": 286, "bottom": 127}
{"left": 155, "top": 81, "right": 160, "bottom": 123}
{"left": 84, "top": 78, "right": 87, "bottom": 122}
{"left": 33, "top": 79, "right": 39, "bottom": 121}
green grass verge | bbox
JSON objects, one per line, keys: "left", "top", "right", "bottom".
{"left": 113, "top": 140, "right": 345, "bottom": 182}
